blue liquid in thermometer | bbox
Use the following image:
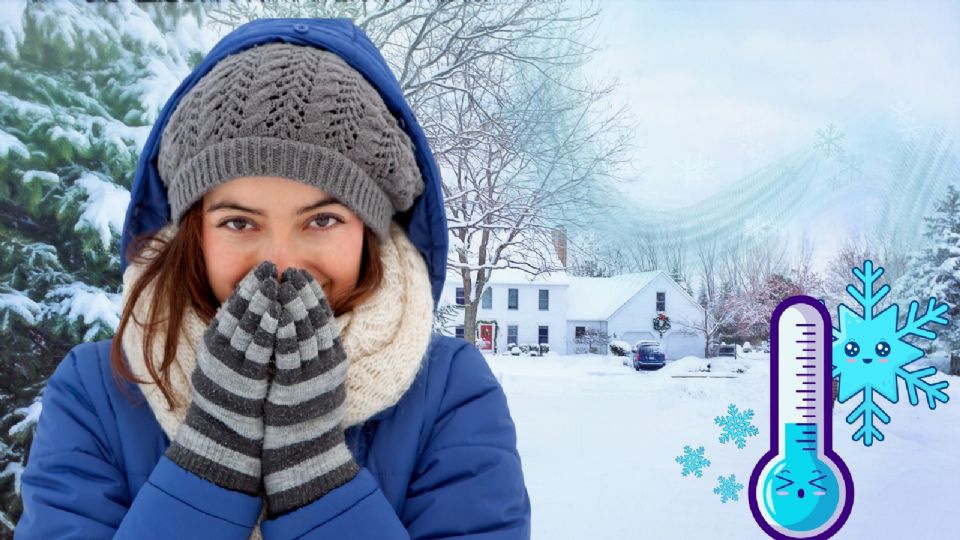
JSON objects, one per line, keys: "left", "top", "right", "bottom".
{"left": 749, "top": 297, "right": 854, "bottom": 539}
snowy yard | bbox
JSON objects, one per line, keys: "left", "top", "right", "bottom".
{"left": 484, "top": 352, "right": 959, "bottom": 539}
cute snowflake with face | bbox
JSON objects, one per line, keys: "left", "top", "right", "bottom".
{"left": 832, "top": 260, "right": 950, "bottom": 446}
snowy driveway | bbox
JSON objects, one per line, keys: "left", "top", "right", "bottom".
{"left": 485, "top": 353, "right": 958, "bottom": 539}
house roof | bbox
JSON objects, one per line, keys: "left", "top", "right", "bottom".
{"left": 445, "top": 266, "right": 570, "bottom": 286}
{"left": 566, "top": 271, "right": 662, "bottom": 320}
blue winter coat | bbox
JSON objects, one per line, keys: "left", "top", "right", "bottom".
{"left": 15, "top": 18, "right": 531, "bottom": 539}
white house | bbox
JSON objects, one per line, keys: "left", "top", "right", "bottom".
{"left": 439, "top": 267, "right": 569, "bottom": 355}
{"left": 439, "top": 267, "right": 706, "bottom": 360}
{"left": 565, "top": 272, "right": 705, "bottom": 360}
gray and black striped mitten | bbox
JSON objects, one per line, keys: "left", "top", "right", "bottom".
{"left": 165, "top": 261, "right": 280, "bottom": 495}
{"left": 262, "top": 268, "right": 359, "bottom": 517}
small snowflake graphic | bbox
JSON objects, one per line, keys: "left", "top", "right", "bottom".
{"left": 742, "top": 216, "right": 774, "bottom": 242}
{"left": 814, "top": 123, "right": 846, "bottom": 159}
{"left": 714, "top": 403, "right": 759, "bottom": 449}
{"left": 840, "top": 153, "right": 863, "bottom": 181}
{"left": 713, "top": 474, "right": 744, "bottom": 503}
{"left": 675, "top": 445, "right": 711, "bottom": 478}
{"left": 890, "top": 101, "right": 922, "bottom": 142}
{"left": 833, "top": 259, "right": 950, "bottom": 446}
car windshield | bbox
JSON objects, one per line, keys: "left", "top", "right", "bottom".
{"left": 640, "top": 345, "right": 662, "bottom": 354}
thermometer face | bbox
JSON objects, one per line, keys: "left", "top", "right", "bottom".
{"left": 761, "top": 426, "right": 841, "bottom": 533}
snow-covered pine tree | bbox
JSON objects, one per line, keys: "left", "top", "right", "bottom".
{"left": 0, "top": 1, "right": 213, "bottom": 530}
{"left": 896, "top": 183, "right": 960, "bottom": 373}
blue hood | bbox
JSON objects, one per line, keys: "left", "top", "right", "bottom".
{"left": 120, "top": 18, "right": 448, "bottom": 308}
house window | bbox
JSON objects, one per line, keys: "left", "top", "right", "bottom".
{"left": 455, "top": 287, "right": 464, "bottom": 306}
{"left": 575, "top": 326, "right": 585, "bottom": 339}
{"left": 507, "top": 325, "right": 518, "bottom": 345}
{"left": 481, "top": 287, "right": 492, "bottom": 309}
{"left": 508, "top": 288, "right": 518, "bottom": 310}
{"left": 538, "top": 325, "right": 549, "bottom": 344}
{"left": 455, "top": 325, "right": 464, "bottom": 339}
{"left": 656, "top": 291, "right": 666, "bottom": 312}
{"left": 539, "top": 289, "right": 549, "bottom": 310}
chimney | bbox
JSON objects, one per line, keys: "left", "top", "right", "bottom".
{"left": 552, "top": 226, "right": 567, "bottom": 268}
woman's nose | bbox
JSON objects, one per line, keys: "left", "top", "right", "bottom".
{"left": 264, "top": 235, "right": 304, "bottom": 280}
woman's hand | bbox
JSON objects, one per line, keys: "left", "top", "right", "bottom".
{"left": 165, "top": 261, "right": 280, "bottom": 495}
{"left": 262, "top": 268, "right": 359, "bottom": 518}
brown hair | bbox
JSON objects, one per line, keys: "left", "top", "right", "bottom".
{"left": 109, "top": 202, "right": 384, "bottom": 409}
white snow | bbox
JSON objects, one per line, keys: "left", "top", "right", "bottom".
{"left": 0, "top": 461, "right": 24, "bottom": 496}
{"left": 566, "top": 272, "right": 659, "bottom": 320}
{"left": 609, "top": 340, "right": 631, "bottom": 354}
{"left": 485, "top": 351, "right": 959, "bottom": 538}
{"left": 0, "top": 291, "right": 43, "bottom": 326}
{"left": 0, "top": 128, "right": 29, "bottom": 159}
{"left": 21, "top": 170, "right": 59, "bottom": 185}
{"left": 75, "top": 173, "right": 130, "bottom": 249}
{"left": 8, "top": 401, "right": 41, "bottom": 436}
{"left": 484, "top": 267, "right": 570, "bottom": 285}
{"left": 134, "top": 56, "right": 188, "bottom": 124}
{"left": 0, "top": 0, "right": 26, "bottom": 57}
{"left": 49, "top": 125, "right": 90, "bottom": 151}
{"left": 45, "top": 282, "right": 121, "bottom": 336}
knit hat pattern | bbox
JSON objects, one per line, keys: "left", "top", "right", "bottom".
{"left": 158, "top": 42, "right": 423, "bottom": 241}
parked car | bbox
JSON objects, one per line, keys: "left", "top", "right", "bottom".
{"left": 633, "top": 340, "right": 660, "bottom": 351}
{"left": 633, "top": 342, "right": 666, "bottom": 370}
{"left": 718, "top": 343, "right": 738, "bottom": 359}
{"left": 625, "top": 340, "right": 659, "bottom": 366}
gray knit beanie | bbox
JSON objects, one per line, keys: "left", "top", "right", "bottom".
{"left": 158, "top": 42, "right": 423, "bottom": 242}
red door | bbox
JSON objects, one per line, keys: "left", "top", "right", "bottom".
{"left": 478, "top": 324, "right": 494, "bottom": 351}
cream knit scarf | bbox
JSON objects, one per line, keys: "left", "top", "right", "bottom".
{"left": 120, "top": 221, "right": 434, "bottom": 538}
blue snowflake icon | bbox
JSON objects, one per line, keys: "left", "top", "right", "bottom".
{"left": 833, "top": 260, "right": 950, "bottom": 446}
{"left": 713, "top": 474, "right": 744, "bottom": 503}
{"left": 714, "top": 403, "right": 759, "bottom": 449}
{"left": 675, "top": 445, "right": 711, "bottom": 478}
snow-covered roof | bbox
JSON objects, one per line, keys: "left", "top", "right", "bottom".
{"left": 566, "top": 271, "right": 662, "bottom": 320}
{"left": 446, "top": 266, "right": 569, "bottom": 286}
{"left": 486, "top": 267, "right": 569, "bottom": 285}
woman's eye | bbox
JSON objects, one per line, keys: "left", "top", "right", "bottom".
{"left": 221, "top": 218, "right": 253, "bottom": 231}
{"left": 310, "top": 214, "right": 342, "bottom": 230}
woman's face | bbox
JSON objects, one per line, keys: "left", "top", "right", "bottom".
{"left": 201, "top": 176, "right": 365, "bottom": 305}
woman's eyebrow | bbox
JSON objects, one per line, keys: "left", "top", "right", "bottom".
{"left": 206, "top": 197, "right": 341, "bottom": 215}
{"left": 297, "top": 197, "right": 341, "bottom": 214}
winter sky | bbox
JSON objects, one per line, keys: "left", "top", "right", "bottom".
{"left": 579, "top": 0, "right": 960, "bottom": 267}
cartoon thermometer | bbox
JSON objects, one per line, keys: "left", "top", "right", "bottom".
{"left": 749, "top": 296, "right": 855, "bottom": 539}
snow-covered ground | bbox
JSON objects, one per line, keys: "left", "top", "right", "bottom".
{"left": 485, "top": 351, "right": 959, "bottom": 539}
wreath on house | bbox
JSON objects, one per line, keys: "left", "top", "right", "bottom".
{"left": 652, "top": 312, "right": 671, "bottom": 338}
{"left": 476, "top": 319, "right": 499, "bottom": 352}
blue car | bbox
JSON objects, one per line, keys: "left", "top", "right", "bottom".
{"left": 633, "top": 342, "right": 666, "bottom": 370}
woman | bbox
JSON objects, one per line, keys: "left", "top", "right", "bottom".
{"left": 15, "top": 18, "right": 531, "bottom": 539}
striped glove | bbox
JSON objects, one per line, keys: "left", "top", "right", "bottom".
{"left": 165, "top": 261, "right": 280, "bottom": 495}
{"left": 262, "top": 268, "right": 359, "bottom": 517}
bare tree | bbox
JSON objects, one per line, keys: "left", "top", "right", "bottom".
{"left": 823, "top": 232, "right": 909, "bottom": 315}
{"left": 574, "top": 328, "right": 609, "bottom": 354}
{"left": 432, "top": 8, "right": 632, "bottom": 343}
{"left": 677, "top": 285, "right": 733, "bottom": 358}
